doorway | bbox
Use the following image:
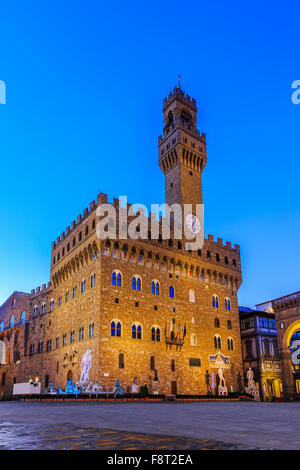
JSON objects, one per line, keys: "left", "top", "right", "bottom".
{"left": 171, "top": 381, "right": 177, "bottom": 395}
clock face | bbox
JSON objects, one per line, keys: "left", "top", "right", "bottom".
{"left": 185, "top": 214, "right": 201, "bottom": 234}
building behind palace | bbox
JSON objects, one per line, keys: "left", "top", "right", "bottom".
{"left": 239, "top": 306, "right": 282, "bottom": 401}
{"left": 0, "top": 85, "right": 244, "bottom": 398}
{"left": 256, "top": 291, "right": 300, "bottom": 399}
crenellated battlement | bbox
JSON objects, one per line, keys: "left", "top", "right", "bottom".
{"left": 163, "top": 86, "right": 197, "bottom": 112}
{"left": 51, "top": 191, "right": 241, "bottom": 273}
{"left": 30, "top": 282, "right": 52, "bottom": 296}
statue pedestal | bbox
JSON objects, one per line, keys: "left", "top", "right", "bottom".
{"left": 131, "top": 384, "right": 139, "bottom": 394}
{"left": 246, "top": 385, "right": 260, "bottom": 401}
{"left": 218, "top": 385, "right": 228, "bottom": 396}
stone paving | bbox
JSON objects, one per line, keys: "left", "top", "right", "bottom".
{"left": 0, "top": 401, "right": 299, "bottom": 450}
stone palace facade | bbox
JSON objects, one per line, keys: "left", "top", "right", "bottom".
{"left": 0, "top": 86, "right": 243, "bottom": 398}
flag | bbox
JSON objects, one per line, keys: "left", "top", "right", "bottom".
{"left": 169, "top": 319, "right": 173, "bottom": 336}
{"left": 176, "top": 321, "right": 181, "bottom": 340}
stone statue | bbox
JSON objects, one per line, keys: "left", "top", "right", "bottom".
{"left": 79, "top": 349, "right": 92, "bottom": 384}
{"left": 131, "top": 376, "right": 138, "bottom": 394}
{"left": 247, "top": 367, "right": 255, "bottom": 387}
{"left": 217, "top": 366, "right": 228, "bottom": 396}
{"left": 205, "top": 370, "right": 212, "bottom": 395}
{"left": 245, "top": 367, "right": 260, "bottom": 401}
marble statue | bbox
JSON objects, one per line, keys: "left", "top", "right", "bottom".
{"left": 79, "top": 349, "right": 92, "bottom": 385}
{"left": 247, "top": 367, "right": 255, "bottom": 387}
{"left": 131, "top": 376, "right": 138, "bottom": 394}
{"left": 245, "top": 367, "right": 260, "bottom": 401}
{"left": 217, "top": 366, "right": 228, "bottom": 396}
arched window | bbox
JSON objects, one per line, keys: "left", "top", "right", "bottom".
{"left": 151, "top": 326, "right": 160, "bottom": 342}
{"left": 112, "top": 271, "right": 122, "bottom": 287}
{"left": 214, "top": 335, "right": 221, "bottom": 349}
{"left": 137, "top": 325, "right": 142, "bottom": 339}
{"left": 151, "top": 281, "right": 160, "bottom": 295}
{"left": 33, "top": 306, "right": 38, "bottom": 317}
{"left": 81, "top": 279, "right": 86, "bottom": 293}
{"left": 70, "top": 330, "right": 75, "bottom": 344}
{"left": 89, "top": 322, "right": 94, "bottom": 338}
{"left": 132, "top": 275, "right": 141, "bottom": 291}
{"left": 90, "top": 273, "right": 96, "bottom": 287}
{"left": 227, "top": 320, "right": 232, "bottom": 330}
{"left": 79, "top": 327, "right": 84, "bottom": 341}
{"left": 212, "top": 295, "right": 219, "bottom": 308}
{"left": 50, "top": 299, "right": 54, "bottom": 311}
{"left": 150, "top": 356, "right": 155, "bottom": 371}
{"left": 227, "top": 338, "right": 234, "bottom": 351}
{"left": 225, "top": 298, "right": 231, "bottom": 311}
{"left": 20, "top": 311, "right": 26, "bottom": 324}
{"left": 214, "top": 318, "right": 220, "bottom": 328}
{"left": 9, "top": 315, "right": 15, "bottom": 329}
{"left": 156, "top": 327, "right": 160, "bottom": 342}
{"left": 151, "top": 327, "right": 156, "bottom": 341}
{"left": 169, "top": 285, "right": 174, "bottom": 298}
{"left": 41, "top": 303, "right": 46, "bottom": 314}
{"left": 132, "top": 323, "right": 142, "bottom": 340}
{"left": 111, "top": 321, "right": 121, "bottom": 337}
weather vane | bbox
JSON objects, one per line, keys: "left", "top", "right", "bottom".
{"left": 178, "top": 74, "right": 182, "bottom": 89}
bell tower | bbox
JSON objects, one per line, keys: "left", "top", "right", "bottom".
{"left": 158, "top": 85, "right": 207, "bottom": 210}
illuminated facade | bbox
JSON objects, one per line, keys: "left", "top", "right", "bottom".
{"left": 239, "top": 306, "right": 282, "bottom": 400}
{"left": 0, "top": 86, "right": 243, "bottom": 398}
{"left": 257, "top": 291, "right": 300, "bottom": 399}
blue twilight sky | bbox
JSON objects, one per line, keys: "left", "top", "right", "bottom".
{"left": 0, "top": 0, "right": 299, "bottom": 308}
